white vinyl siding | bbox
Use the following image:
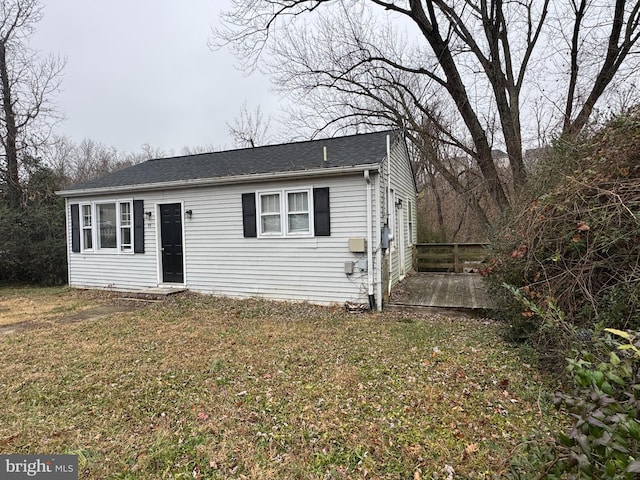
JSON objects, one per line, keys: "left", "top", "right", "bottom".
{"left": 384, "top": 139, "right": 416, "bottom": 287}
{"left": 407, "top": 197, "right": 414, "bottom": 246}
{"left": 65, "top": 139, "right": 415, "bottom": 307}
{"left": 67, "top": 198, "right": 157, "bottom": 289}
{"left": 67, "top": 176, "right": 373, "bottom": 304}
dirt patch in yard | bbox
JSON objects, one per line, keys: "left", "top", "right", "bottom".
{"left": 0, "top": 287, "right": 151, "bottom": 337}
{"left": 0, "top": 293, "right": 90, "bottom": 326}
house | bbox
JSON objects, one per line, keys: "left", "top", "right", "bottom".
{"left": 57, "top": 130, "right": 417, "bottom": 310}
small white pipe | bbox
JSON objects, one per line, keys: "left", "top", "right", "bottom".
{"left": 375, "top": 169, "right": 383, "bottom": 311}
{"left": 386, "top": 134, "right": 393, "bottom": 240}
{"left": 65, "top": 198, "right": 71, "bottom": 285}
{"left": 386, "top": 134, "right": 393, "bottom": 299}
{"left": 364, "top": 170, "right": 374, "bottom": 304}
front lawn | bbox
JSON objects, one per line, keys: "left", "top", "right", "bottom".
{"left": 0, "top": 289, "right": 561, "bottom": 478}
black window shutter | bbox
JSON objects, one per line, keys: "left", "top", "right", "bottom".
{"left": 133, "top": 200, "right": 145, "bottom": 253}
{"left": 70, "top": 204, "right": 80, "bottom": 253}
{"left": 313, "top": 187, "right": 330, "bottom": 236}
{"left": 242, "top": 193, "right": 257, "bottom": 238}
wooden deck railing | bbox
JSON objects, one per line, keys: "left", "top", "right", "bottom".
{"left": 413, "top": 243, "right": 489, "bottom": 273}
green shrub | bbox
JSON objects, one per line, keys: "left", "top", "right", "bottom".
{"left": 0, "top": 167, "right": 67, "bottom": 285}
{"left": 508, "top": 329, "right": 640, "bottom": 479}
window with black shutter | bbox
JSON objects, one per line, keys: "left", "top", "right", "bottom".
{"left": 242, "top": 187, "right": 330, "bottom": 238}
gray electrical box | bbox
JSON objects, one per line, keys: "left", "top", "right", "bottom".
{"left": 357, "top": 259, "right": 368, "bottom": 272}
{"left": 348, "top": 237, "right": 366, "bottom": 253}
{"left": 381, "top": 226, "right": 391, "bottom": 249}
{"left": 344, "top": 261, "right": 354, "bottom": 274}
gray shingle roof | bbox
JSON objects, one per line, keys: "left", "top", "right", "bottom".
{"left": 64, "top": 129, "right": 399, "bottom": 192}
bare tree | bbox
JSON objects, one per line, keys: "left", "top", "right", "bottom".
{"left": 227, "top": 102, "right": 272, "bottom": 148}
{"left": 180, "top": 144, "right": 218, "bottom": 155}
{"left": 0, "top": 0, "right": 64, "bottom": 208}
{"left": 42, "top": 136, "right": 158, "bottom": 187}
{"left": 217, "top": 0, "right": 640, "bottom": 223}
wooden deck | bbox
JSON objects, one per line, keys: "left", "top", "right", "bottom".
{"left": 388, "top": 273, "right": 494, "bottom": 310}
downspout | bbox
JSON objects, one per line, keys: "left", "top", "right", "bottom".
{"left": 65, "top": 198, "right": 71, "bottom": 285}
{"left": 386, "top": 134, "right": 393, "bottom": 298}
{"left": 375, "top": 169, "right": 383, "bottom": 311}
{"left": 386, "top": 134, "right": 393, "bottom": 241}
{"left": 364, "top": 170, "right": 375, "bottom": 310}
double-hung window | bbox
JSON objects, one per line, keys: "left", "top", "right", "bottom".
{"left": 119, "top": 202, "right": 132, "bottom": 251}
{"left": 259, "top": 193, "right": 282, "bottom": 235}
{"left": 243, "top": 187, "right": 329, "bottom": 238}
{"left": 257, "top": 188, "right": 312, "bottom": 237}
{"left": 81, "top": 205, "right": 93, "bottom": 250}
{"left": 286, "top": 190, "right": 310, "bottom": 235}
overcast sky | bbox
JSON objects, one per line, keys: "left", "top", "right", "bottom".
{"left": 31, "top": 0, "right": 280, "bottom": 154}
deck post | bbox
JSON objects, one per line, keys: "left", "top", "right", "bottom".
{"left": 453, "top": 243, "right": 460, "bottom": 273}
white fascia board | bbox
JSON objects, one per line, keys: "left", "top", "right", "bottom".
{"left": 57, "top": 164, "right": 381, "bottom": 198}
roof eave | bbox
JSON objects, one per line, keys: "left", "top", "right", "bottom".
{"left": 56, "top": 163, "right": 381, "bottom": 198}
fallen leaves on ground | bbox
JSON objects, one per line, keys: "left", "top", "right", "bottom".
{"left": 0, "top": 289, "right": 562, "bottom": 479}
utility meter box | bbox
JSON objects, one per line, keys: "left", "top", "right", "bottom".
{"left": 348, "top": 237, "right": 366, "bottom": 253}
{"left": 381, "top": 227, "right": 391, "bottom": 249}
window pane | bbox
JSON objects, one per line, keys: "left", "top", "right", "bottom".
{"left": 261, "top": 214, "right": 281, "bottom": 234}
{"left": 120, "top": 228, "right": 131, "bottom": 249}
{"left": 98, "top": 204, "right": 117, "bottom": 248}
{"left": 120, "top": 202, "right": 131, "bottom": 225}
{"left": 287, "top": 191, "right": 308, "bottom": 212}
{"left": 83, "top": 229, "right": 92, "bottom": 249}
{"left": 82, "top": 205, "right": 92, "bottom": 227}
{"left": 288, "top": 213, "right": 309, "bottom": 232}
{"left": 261, "top": 193, "right": 280, "bottom": 214}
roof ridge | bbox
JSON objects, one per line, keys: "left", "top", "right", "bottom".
{"left": 60, "top": 128, "right": 399, "bottom": 193}
{"left": 146, "top": 128, "right": 399, "bottom": 163}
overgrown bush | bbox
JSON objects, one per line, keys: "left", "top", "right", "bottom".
{"left": 0, "top": 167, "right": 67, "bottom": 285}
{"left": 486, "top": 111, "right": 640, "bottom": 352}
{"left": 508, "top": 329, "right": 640, "bottom": 479}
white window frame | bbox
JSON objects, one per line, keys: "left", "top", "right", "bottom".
{"left": 97, "top": 202, "right": 118, "bottom": 249}
{"left": 80, "top": 203, "right": 93, "bottom": 251}
{"left": 119, "top": 202, "right": 132, "bottom": 251}
{"left": 78, "top": 200, "right": 135, "bottom": 254}
{"left": 258, "top": 191, "right": 283, "bottom": 236}
{"left": 256, "top": 187, "right": 313, "bottom": 238}
{"left": 285, "top": 189, "right": 312, "bottom": 236}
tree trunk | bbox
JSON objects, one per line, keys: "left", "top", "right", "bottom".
{"left": 0, "top": 40, "right": 20, "bottom": 208}
{"left": 409, "top": 1, "right": 510, "bottom": 213}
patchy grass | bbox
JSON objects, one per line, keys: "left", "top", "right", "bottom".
{"left": 0, "top": 290, "right": 562, "bottom": 479}
{"left": 0, "top": 286, "right": 91, "bottom": 326}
